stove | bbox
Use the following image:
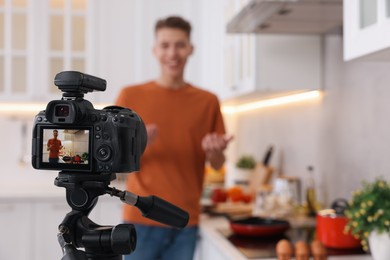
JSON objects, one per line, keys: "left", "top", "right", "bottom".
{"left": 219, "top": 227, "right": 367, "bottom": 259}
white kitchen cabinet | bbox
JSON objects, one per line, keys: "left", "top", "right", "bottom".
{"left": 219, "top": 1, "right": 322, "bottom": 101}
{"left": 0, "top": 196, "right": 123, "bottom": 260}
{"left": 33, "top": 199, "right": 70, "bottom": 260}
{"left": 94, "top": 197, "right": 123, "bottom": 226}
{"left": 255, "top": 35, "right": 321, "bottom": 92}
{"left": 219, "top": 34, "right": 322, "bottom": 101}
{"left": 0, "top": 0, "right": 95, "bottom": 102}
{"left": 0, "top": 201, "right": 32, "bottom": 260}
{"left": 344, "top": 0, "right": 390, "bottom": 61}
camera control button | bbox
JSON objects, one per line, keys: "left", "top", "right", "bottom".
{"left": 113, "top": 117, "right": 118, "bottom": 122}
{"left": 98, "top": 164, "right": 104, "bottom": 171}
{"left": 100, "top": 115, "right": 108, "bottom": 121}
{"left": 103, "top": 133, "right": 110, "bottom": 140}
{"left": 95, "top": 134, "right": 101, "bottom": 139}
{"left": 90, "top": 114, "right": 98, "bottom": 122}
{"left": 95, "top": 125, "right": 101, "bottom": 131}
{"left": 37, "top": 117, "right": 43, "bottom": 122}
{"left": 97, "top": 145, "right": 112, "bottom": 161}
{"left": 104, "top": 165, "right": 111, "bottom": 171}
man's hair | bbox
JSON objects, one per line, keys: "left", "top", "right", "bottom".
{"left": 53, "top": 130, "right": 58, "bottom": 133}
{"left": 155, "top": 16, "right": 192, "bottom": 38}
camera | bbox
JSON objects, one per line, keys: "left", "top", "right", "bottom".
{"left": 31, "top": 71, "right": 188, "bottom": 260}
{"left": 32, "top": 71, "right": 147, "bottom": 174}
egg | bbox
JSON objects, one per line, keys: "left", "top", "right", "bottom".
{"left": 294, "top": 240, "right": 310, "bottom": 260}
{"left": 311, "top": 240, "right": 327, "bottom": 260}
{"left": 276, "top": 239, "right": 293, "bottom": 260}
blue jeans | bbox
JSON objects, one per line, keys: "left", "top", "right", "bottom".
{"left": 124, "top": 224, "right": 198, "bottom": 260}
{"left": 49, "top": 158, "right": 59, "bottom": 163}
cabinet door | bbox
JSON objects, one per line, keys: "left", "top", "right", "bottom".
{"left": 344, "top": 0, "right": 390, "bottom": 61}
{"left": 0, "top": 202, "right": 32, "bottom": 260}
{"left": 92, "top": 198, "right": 123, "bottom": 226}
{"left": 33, "top": 200, "right": 71, "bottom": 260}
{"left": 255, "top": 35, "right": 322, "bottom": 93}
{"left": 0, "top": 0, "right": 93, "bottom": 102}
{"left": 0, "top": 0, "right": 29, "bottom": 99}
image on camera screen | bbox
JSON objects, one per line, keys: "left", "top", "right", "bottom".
{"left": 40, "top": 127, "right": 92, "bottom": 171}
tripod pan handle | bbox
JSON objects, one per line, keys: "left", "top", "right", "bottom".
{"left": 135, "top": 195, "right": 189, "bottom": 228}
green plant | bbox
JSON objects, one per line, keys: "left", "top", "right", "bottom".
{"left": 81, "top": 152, "right": 89, "bottom": 162}
{"left": 345, "top": 177, "right": 390, "bottom": 251}
{"left": 235, "top": 155, "right": 256, "bottom": 169}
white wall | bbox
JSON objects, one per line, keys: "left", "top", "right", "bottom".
{"left": 230, "top": 34, "right": 390, "bottom": 206}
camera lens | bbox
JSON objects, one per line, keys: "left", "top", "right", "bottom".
{"left": 55, "top": 105, "right": 70, "bottom": 117}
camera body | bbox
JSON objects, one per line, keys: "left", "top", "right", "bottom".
{"left": 32, "top": 71, "right": 146, "bottom": 174}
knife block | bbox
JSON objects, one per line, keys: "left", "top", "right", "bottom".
{"left": 249, "top": 163, "right": 274, "bottom": 194}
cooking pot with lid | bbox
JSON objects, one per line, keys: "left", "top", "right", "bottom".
{"left": 316, "top": 198, "right": 361, "bottom": 249}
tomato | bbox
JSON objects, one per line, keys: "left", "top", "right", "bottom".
{"left": 211, "top": 188, "right": 228, "bottom": 203}
{"left": 241, "top": 194, "right": 252, "bottom": 203}
{"left": 227, "top": 186, "right": 244, "bottom": 202}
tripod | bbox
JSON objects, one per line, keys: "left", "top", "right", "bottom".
{"left": 55, "top": 172, "right": 189, "bottom": 260}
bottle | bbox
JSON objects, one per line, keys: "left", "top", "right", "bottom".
{"left": 306, "top": 165, "right": 317, "bottom": 217}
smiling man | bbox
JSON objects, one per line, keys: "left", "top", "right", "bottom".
{"left": 116, "top": 16, "right": 232, "bottom": 260}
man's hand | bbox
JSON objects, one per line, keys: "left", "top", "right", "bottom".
{"left": 202, "top": 133, "right": 233, "bottom": 170}
{"left": 146, "top": 124, "right": 158, "bottom": 145}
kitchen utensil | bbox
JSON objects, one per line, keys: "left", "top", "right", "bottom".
{"left": 230, "top": 216, "right": 290, "bottom": 237}
{"left": 263, "top": 145, "right": 273, "bottom": 166}
{"left": 316, "top": 198, "right": 361, "bottom": 249}
{"left": 250, "top": 146, "right": 274, "bottom": 193}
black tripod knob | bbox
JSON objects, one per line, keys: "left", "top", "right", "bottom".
{"left": 111, "top": 224, "right": 137, "bottom": 254}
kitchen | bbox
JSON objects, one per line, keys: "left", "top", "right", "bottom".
{"left": 1, "top": 0, "right": 390, "bottom": 259}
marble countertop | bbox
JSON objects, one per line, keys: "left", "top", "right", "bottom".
{"left": 198, "top": 214, "right": 373, "bottom": 260}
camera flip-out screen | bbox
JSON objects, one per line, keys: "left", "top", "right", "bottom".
{"left": 38, "top": 126, "right": 92, "bottom": 171}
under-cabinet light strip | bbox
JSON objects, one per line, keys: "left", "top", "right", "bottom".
{"left": 0, "top": 91, "right": 321, "bottom": 115}
{"left": 0, "top": 103, "right": 110, "bottom": 116}
{"left": 221, "top": 90, "right": 322, "bottom": 114}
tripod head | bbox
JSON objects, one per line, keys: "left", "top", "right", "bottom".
{"left": 55, "top": 172, "right": 189, "bottom": 260}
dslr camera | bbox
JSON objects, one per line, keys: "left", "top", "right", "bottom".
{"left": 32, "top": 71, "right": 147, "bottom": 174}
{"left": 31, "top": 71, "right": 188, "bottom": 260}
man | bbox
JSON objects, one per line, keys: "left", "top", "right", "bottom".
{"left": 47, "top": 129, "right": 63, "bottom": 163}
{"left": 116, "top": 16, "right": 232, "bottom": 260}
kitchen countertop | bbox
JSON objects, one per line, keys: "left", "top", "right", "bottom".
{"left": 198, "top": 214, "right": 373, "bottom": 260}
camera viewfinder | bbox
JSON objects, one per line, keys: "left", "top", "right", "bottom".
{"left": 55, "top": 105, "right": 70, "bottom": 117}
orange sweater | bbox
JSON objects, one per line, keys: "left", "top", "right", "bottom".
{"left": 116, "top": 81, "right": 225, "bottom": 226}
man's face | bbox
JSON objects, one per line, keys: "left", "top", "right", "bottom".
{"left": 153, "top": 28, "right": 193, "bottom": 79}
{"left": 53, "top": 131, "right": 58, "bottom": 138}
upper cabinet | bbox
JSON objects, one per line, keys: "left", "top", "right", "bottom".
{"left": 0, "top": 0, "right": 93, "bottom": 102}
{"left": 344, "top": 0, "right": 390, "bottom": 61}
{"left": 220, "top": 0, "right": 327, "bottom": 101}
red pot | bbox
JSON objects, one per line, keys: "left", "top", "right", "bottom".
{"left": 316, "top": 210, "right": 361, "bottom": 249}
